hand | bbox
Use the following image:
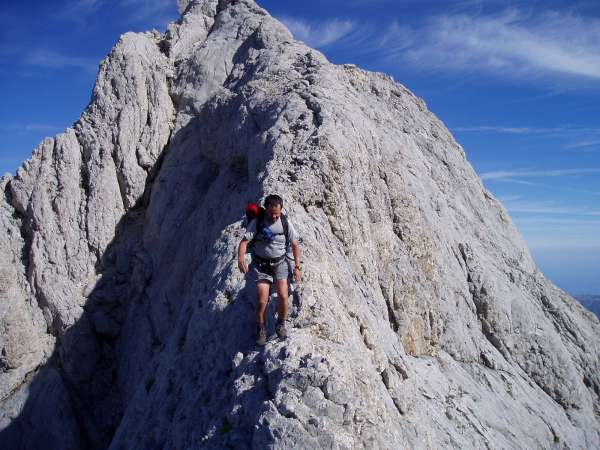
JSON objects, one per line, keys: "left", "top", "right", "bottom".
{"left": 293, "top": 267, "right": 302, "bottom": 283}
{"left": 238, "top": 257, "right": 249, "bottom": 274}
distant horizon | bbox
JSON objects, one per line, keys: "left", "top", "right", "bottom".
{"left": 1, "top": 0, "right": 599, "bottom": 295}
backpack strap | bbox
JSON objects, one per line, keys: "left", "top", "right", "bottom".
{"left": 281, "top": 214, "right": 290, "bottom": 252}
{"left": 247, "top": 211, "right": 265, "bottom": 252}
{"left": 249, "top": 214, "right": 290, "bottom": 253}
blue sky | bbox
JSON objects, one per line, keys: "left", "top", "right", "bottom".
{"left": 1, "top": 0, "right": 599, "bottom": 294}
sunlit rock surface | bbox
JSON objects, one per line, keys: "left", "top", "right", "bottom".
{"left": 1, "top": 1, "right": 599, "bottom": 449}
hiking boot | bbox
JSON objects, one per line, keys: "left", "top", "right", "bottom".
{"left": 256, "top": 324, "right": 267, "bottom": 346}
{"left": 276, "top": 321, "right": 287, "bottom": 339}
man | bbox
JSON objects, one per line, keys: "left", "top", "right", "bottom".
{"left": 238, "top": 194, "right": 302, "bottom": 345}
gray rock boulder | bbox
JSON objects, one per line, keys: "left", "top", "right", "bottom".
{"left": 1, "top": 1, "right": 599, "bottom": 449}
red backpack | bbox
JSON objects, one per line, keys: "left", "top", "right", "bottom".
{"left": 244, "top": 202, "right": 264, "bottom": 225}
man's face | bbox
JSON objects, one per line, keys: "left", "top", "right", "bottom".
{"left": 265, "top": 203, "right": 282, "bottom": 222}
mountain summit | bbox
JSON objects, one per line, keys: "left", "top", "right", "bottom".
{"left": 1, "top": 1, "right": 599, "bottom": 448}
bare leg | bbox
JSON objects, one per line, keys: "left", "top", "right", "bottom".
{"left": 256, "top": 281, "right": 271, "bottom": 325}
{"left": 275, "top": 279, "right": 289, "bottom": 323}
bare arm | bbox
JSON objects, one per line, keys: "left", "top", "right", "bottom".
{"left": 238, "top": 239, "right": 249, "bottom": 274}
{"left": 291, "top": 240, "right": 302, "bottom": 283}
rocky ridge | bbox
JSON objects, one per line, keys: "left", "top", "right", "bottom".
{"left": 1, "top": 0, "right": 599, "bottom": 449}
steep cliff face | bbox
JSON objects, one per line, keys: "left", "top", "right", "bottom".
{"left": 1, "top": 1, "right": 599, "bottom": 449}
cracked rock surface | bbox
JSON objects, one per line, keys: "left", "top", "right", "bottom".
{"left": 1, "top": 1, "right": 599, "bottom": 449}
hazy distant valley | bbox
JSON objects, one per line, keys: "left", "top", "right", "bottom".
{"left": 576, "top": 295, "right": 600, "bottom": 319}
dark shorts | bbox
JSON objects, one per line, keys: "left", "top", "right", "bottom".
{"left": 251, "top": 257, "right": 289, "bottom": 283}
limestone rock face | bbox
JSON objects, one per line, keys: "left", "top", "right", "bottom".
{"left": 1, "top": 29, "right": 174, "bottom": 448}
{"left": 1, "top": 1, "right": 599, "bottom": 449}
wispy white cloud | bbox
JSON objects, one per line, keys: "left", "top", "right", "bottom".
{"left": 1, "top": 123, "right": 62, "bottom": 133}
{"left": 497, "top": 194, "right": 522, "bottom": 202}
{"left": 515, "top": 217, "right": 600, "bottom": 247}
{"left": 57, "top": 0, "right": 175, "bottom": 28}
{"left": 121, "top": 0, "right": 172, "bottom": 10}
{"left": 374, "top": 21, "right": 414, "bottom": 57}
{"left": 455, "top": 126, "right": 561, "bottom": 135}
{"left": 516, "top": 217, "right": 600, "bottom": 226}
{"left": 278, "top": 15, "right": 415, "bottom": 61}
{"left": 455, "top": 124, "right": 600, "bottom": 152}
{"left": 348, "top": 0, "right": 488, "bottom": 4}
{"left": 0, "top": 156, "right": 26, "bottom": 164}
{"left": 402, "top": 9, "right": 600, "bottom": 80}
{"left": 494, "top": 178, "right": 545, "bottom": 187}
{"left": 526, "top": 237, "right": 600, "bottom": 251}
{"left": 489, "top": 185, "right": 600, "bottom": 257}
{"left": 480, "top": 168, "right": 600, "bottom": 181}
{"left": 499, "top": 196, "right": 600, "bottom": 216}
{"left": 23, "top": 50, "right": 97, "bottom": 73}
{"left": 456, "top": 125, "right": 600, "bottom": 136}
{"left": 515, "top": 217, "right": 600, "bottom": 246}
{"left": 349, "top": 0, "right": 393, "bottom": 3}
{"left": 506, "top": 204, "right": 580, "bottom": 215}
{"left": 57, "top": 0, "right": 103, "bottom": 21}
{"left": 119, "top": 0, "right": 178, "bottom": 28}
{"left": 312, "top": 7, "right": 600, "bottom": 83}
{"left": 24, "top": 124, "right": 62, "bottom": 133}
{"left": 280, "top": 17, "right": 356, "bottom": 48}
{"left": 572, "top": 188, "right": 600, "bottom": 197}
{"left": 566, "top": 139, "right": 600, "bottom": 149}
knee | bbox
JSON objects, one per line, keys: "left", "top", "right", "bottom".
{"left": 276, "top": 283, "right": 289, "bottom": 299}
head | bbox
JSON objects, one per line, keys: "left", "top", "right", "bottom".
{"left": 264, "top": 194, "right": 283, "bottom": 222}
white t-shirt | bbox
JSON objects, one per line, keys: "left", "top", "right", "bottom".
{"left": 244, "top": 216, "right": 299, "bottom": 259}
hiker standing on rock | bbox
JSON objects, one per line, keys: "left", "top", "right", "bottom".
{"left": 238, "top": 194, "right": 302, "bottom": 345}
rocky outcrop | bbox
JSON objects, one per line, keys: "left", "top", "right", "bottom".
{"left": 1, "top": 28, "right": 174, "bottom": 449}
{"left": 1, "top": 1, "right": 599, "bottom": 449}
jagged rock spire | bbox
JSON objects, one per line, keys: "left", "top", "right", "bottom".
{"left": 1, "top": 0, "right": 599, "bottom": 449}
{"left": 177, "top": 0, "right": 216, "bottom": 15}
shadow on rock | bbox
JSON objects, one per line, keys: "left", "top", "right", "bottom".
{"left": 0, "top": 95, "right": 284, "bottom": 448}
